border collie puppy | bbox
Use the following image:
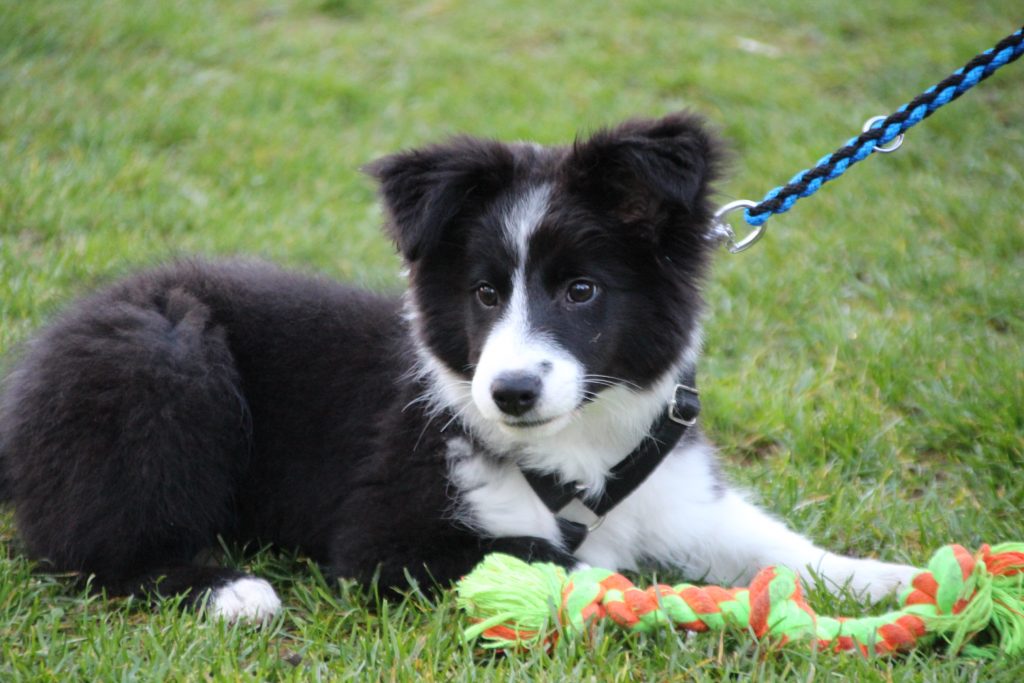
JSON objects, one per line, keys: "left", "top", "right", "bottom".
{"left": 0, "top": 113, "right": 915, "bottom": 622}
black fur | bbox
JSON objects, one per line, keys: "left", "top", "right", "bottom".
{"left": 0, "top": 112, "right": 722, "bottom": 607}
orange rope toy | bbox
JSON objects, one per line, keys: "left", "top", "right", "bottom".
{"left": 457, "top": 543, "right": 1024, "bottom": 657}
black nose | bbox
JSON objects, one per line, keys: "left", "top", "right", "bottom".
{"left": 491, "top": 372, "right": 541, "bottom": 417}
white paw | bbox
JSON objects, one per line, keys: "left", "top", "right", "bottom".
{"left": 813, "top": 555, "right": 919, "bottom": 603}
{"left": 853, "top": 560, "right": 919, "bottom": 603}
{"left": 209, "top": 577, "right": 282, "bottom": 623}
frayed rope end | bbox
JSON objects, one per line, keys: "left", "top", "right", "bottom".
{"left": 457, "top": 553, "right": 568, "bottom": 649}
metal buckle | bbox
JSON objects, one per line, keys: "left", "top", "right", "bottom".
{"left": 573, "top": 486, "right": 606, "bottom": 530}
{"left": 668, "top": 383, "right": 699, "bottom": 426}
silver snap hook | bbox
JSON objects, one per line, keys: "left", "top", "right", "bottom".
{"left": 712, "top": 199, "right": 763, "bottom": 253}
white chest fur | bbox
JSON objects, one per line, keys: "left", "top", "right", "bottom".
{"left": 446, "top": 437, "right": 563, "bottom": 546}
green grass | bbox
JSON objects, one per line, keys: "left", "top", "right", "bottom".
{"left": 1, "top": 0, "right": 1022, "bottom": 679}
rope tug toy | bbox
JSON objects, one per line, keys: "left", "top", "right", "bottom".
{"left": 457, "top": 543, "right": 1024, "bottom": 657}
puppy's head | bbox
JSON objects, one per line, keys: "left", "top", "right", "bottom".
{"left": 367, "top": 112, "right": 725, "bottom": 438}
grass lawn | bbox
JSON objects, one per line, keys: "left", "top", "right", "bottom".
{"left": 1, "top": 1, "right": 1022, "bottom": 679}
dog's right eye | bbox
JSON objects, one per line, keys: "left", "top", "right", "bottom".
{"left": 475, "top": 283, "right": 499, "bottom": 307}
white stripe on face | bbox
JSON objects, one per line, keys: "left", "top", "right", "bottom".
{"left": 502, "top": 184, "right": 552, "bottom": 265}
{"left": 470, "top": 186, "right": 584, "bottom": 430}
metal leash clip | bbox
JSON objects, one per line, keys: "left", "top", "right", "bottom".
{"left": 710, "top": 199, "right": 762, "bottom": 253}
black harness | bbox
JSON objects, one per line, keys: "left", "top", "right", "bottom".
{"left": 518, "top": 370, "right": 701, "bottom": 551}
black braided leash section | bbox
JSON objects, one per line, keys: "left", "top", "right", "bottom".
{"left": 742, "top": 25, "right": 1024, "bottom": 228}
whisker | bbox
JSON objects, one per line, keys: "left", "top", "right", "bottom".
{"left": 582, "top": 374, "right": 643, "bottom": 391}
{"left": 439, "top": 402, "right": 472, "bottom": 433}
{"left": 402, "top": 393, "right": 432, "bottom": 413}
{"left": 413, "top": 409, "right": 440, "bottom": 452}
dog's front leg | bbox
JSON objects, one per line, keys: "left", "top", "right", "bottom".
{"left": 329, "top": 455, "right": 576, "bottom": 591}
{"left": 577, "top": 440, "right": 917, "bottom": 602}
{"left": 447, "top": 449, "right": 582, "bottom": 563}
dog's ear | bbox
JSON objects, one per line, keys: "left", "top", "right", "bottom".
{"left": 563, "top": 111, "right": 726, "bottom": 240}
{"left": 365, "top": 138, "right": 516, "bottom": 262}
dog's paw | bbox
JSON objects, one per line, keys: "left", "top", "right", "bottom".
{"left": 813, "top": 555, "right": 919, "bottom": 603}
{"left": 854, "top": 560, "right": 919, "bottom": 603}
{"left": 208, "top": 577, "right": 282, "bottom": 623}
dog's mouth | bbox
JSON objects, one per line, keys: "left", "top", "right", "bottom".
{"left": 499, "top": 402, "right": 586, "bottom": 431}
{"left": 500, "top": 416, "right": 558, "bottom": 429}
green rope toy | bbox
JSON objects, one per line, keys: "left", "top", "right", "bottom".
{"left": 456, "top": 543, "right": 1024, "bottom": 657}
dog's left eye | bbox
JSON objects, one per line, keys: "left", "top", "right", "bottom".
{"left": 566, "top": 279, "right": 597, "bottom": 304}
{"left": 475, "top": 283, "right": 499, "bottom": 307}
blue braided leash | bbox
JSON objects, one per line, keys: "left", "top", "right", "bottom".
{"left": 716, "top": 25, "right": 1024, "bottom": 253}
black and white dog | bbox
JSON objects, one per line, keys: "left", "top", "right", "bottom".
{"left": 0, "top": 113, "right": 915, "bottom": 622}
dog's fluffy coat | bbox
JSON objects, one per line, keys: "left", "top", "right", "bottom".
{"left": 0, "top": 113, "right": 914, "bottom": 620}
